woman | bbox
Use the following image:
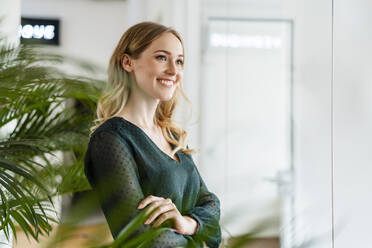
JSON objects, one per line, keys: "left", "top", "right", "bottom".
{"left": 84, "top": 22, "right": 221, "bottom": 248}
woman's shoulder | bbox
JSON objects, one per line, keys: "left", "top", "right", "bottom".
{"left": 86, "top": 118, "right": 138, "bottom": 162}
{"left": 91, "top": 116, "right": 116, "bottom": 132}
{"left": 84, "top": 118, "right": 136, "bottom": 180}
{"left": 90, "top": 117, "right": 132, "bottom": 143}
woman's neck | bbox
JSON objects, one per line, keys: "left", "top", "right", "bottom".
{"left": 117, "top": 95, "right": 160, "bottom": 131}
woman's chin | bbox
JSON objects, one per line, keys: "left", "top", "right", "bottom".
{"left": 159, "top": 96, "right": 174, "bottom": 102}
{"left": 157, "top": 90, "right": 176, "bottom": 102}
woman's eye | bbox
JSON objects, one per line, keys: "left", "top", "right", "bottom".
{"left": 156, "top": 55, "right": 167, "bottom": 61}
{"left": 176, "top": 59, "right": 184, "bottom": 66}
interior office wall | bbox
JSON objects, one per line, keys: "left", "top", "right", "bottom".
{"left": 0, "top": 0, "right": 21, "bottom": 45}
{"left": 292, "top": 1, "right": 333, "bottom": 247}
{"left": 21, "top": 0, "right": 129, "bottom": 69}
{"left": 334, "top": 0, "right": 372, "bottom": 247}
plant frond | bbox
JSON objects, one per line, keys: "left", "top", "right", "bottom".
{"left": 0, "top": 37, "right": 104, "bottom": 243}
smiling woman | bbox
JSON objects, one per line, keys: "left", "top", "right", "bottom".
{"left": 84, "top": 22, "right": 221, "bottom": 248}
{"left": 121, "top": 32, "right": 184, "bottom": 104}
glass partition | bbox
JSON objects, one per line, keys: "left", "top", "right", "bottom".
{"left": 200, "top": 0, "right": 333, "bottom": 247}
{"left": 200, "top": 16, "right": 293, "bottom": 241}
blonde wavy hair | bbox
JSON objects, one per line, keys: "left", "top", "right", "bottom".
{"left": 91, "top": 22, "right": 194, "bottom": 155}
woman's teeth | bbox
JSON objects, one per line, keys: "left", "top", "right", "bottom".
{"left": 158, "top": 80, "right": 173, "bottom": 86}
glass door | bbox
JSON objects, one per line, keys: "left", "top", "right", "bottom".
{"left": 200, "top": 18, "right": 294, "bottom": 246}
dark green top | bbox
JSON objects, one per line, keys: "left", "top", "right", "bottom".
{"left": 84, "top": 117, "right": 221, "bottom": 248}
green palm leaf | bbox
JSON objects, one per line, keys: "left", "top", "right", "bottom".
{"left": 0, "top": 34, "right": 104, "bottom": 243}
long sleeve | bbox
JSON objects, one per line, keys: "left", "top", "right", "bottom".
{"left": 84, "top": 131, "right": 188, "bottom": 247}
{"left": 186, "top": 168, "right": 222, "bottom": 248}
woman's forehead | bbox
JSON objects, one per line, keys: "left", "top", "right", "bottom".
{"left": 146, "top": 33, "right": 183, "bottom": 56}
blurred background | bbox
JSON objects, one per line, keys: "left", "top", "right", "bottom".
{"left": 1, "top": 0, "right": 372, "bottom": 247}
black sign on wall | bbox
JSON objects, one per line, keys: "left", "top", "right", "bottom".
{"left": 20, "top": 17, "right": 60, "bottom": 45}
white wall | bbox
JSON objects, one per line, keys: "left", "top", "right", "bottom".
{"left": 334, "top": 0, "right": 372, "bottom": 247}
{"left": 0, "top": 0, "right": 21, "bottom": 45}
{"left": 292, "top": 1, "right": 333, "bottom": 247}
{"left": 21, "top": 0, "right": 129, "bottom": 69}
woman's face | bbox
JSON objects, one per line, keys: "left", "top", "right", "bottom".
{"left": 126, "top": 32, "right": 184, "bottom": 102}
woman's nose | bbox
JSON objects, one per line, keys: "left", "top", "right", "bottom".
{"left": 166, "top": 60, "right": 177, "bottom": 75}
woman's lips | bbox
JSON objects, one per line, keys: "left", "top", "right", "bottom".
{"left": 157, "top": 79, "right": 174, "bottom": 87}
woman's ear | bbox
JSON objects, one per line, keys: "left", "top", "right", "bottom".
{"left": 121, "top": 54, "right": 134, "bottom": 72}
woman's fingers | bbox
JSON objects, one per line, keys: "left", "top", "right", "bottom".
{"left": 145, "top": 202, "right": 174, "bottom": 224}
{"left": 137, "top": 196, "right": 180, "bottom": 227}
{"left": 137, "top": 196, "right": 195, "bottom": 235}
{"left": 137, "top": 195, "right": 163, "bottom": 209}
{"left": 152, "top": 211, "right": 175, "bottom": 227}
{"left": 144, "top": 198, "right": 172, "bottom": 215}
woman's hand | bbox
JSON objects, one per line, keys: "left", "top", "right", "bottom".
{"left": 137, "top": 195, "right": 198, "bottom": 235}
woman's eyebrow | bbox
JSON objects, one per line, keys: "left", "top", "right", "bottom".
{"left": 153, "top": 50, "right": 184, "bottom": 57}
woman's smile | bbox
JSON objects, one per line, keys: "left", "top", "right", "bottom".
{"left": 122, "top": 32, "right": 183, "bottom": 102}
{"left": 157, "top": 78, "right": 175, "bottom": 88}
